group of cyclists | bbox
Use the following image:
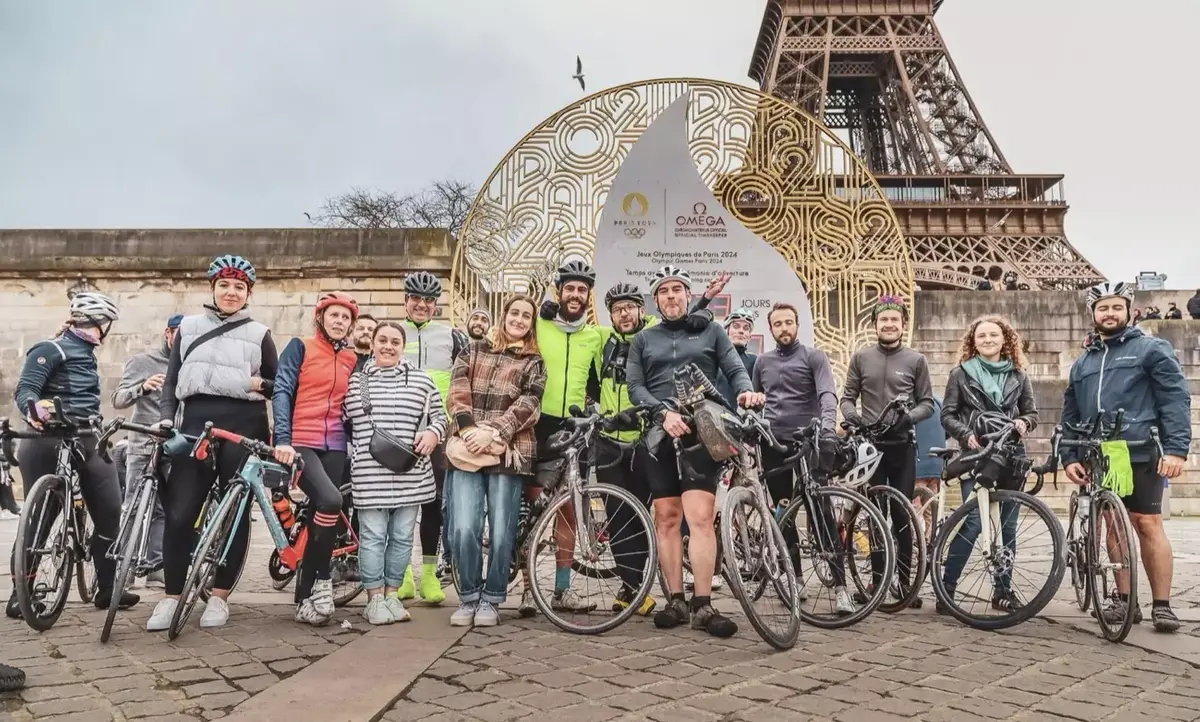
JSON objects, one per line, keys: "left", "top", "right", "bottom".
{"left": 0, "top": 251, "right": 1192, "bottom": 659}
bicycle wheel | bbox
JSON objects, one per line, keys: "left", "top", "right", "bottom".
{"left": 526, "top": 483, "right": 657, "bottom": 635}
{"left": 268, "top": 550, "right": 295, "bottom": 589}
{"left": 912, "top": 485, "right": 938, "bottom": 584}
{"left": 199, "top": 498, "right": 249, "bottom": 603}
{"left": 1088, "top": 489, "right": 1138, "bottom": 643}
{"left": 931, "top": 488, "right": 1065, "bottom": 631}
{"left": 1066, "top": 491, "right": 1091, "bottom": 612}
{"left": 861, "top": 485, "right": 927, "bottom": 613}
{"left": 102, "top": 478, "right": 152, "bottom": 643}
{"left": 170, "top": 486, "right": 246, "bottom": 640}
{"left": 75, "top": 508, "right": 97, "bottom": 604}
{"left": 721, "top": 486, "right": 799, "bottom": 650}
{"left": 330, "top": 484, "right": 363, "bottom": 607}
{"left": 779, "top": 485, "right": 893, "bottom": 630}
{"left": 13, "top": 475, "right": 74, "bottom": 631}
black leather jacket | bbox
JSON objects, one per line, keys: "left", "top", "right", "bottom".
{"left": 940, "top": 364, "right": 1038, "bottom": 448}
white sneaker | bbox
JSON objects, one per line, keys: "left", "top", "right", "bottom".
{"left": 310, "top": 579, "right": 335, "bottom": 618}
{"left": 474, "top": 601, "right": 499, "bottom": 626}
{"left": 199, "top": 596, "right": 230, "bottom": 628}
{"left": 551, "top": 589, "right": 597, "bottom": 613}
{"left": 711, "top": 575, "right": 724, "bottom": 590}
{"left": 0, "top": 510, "right": 16, "bottom": 521}
{"left": 294, "top": 598, "right": 330, "bottom": 626}
{"left": 146, "top": 598, "right": 178, "bottom": 631}
{"left": 450, "top": 602, "right": 477, "bottom": 627}
{"left": 363, "top": 596, "right": 393, "bottom": 625}
{"left": 834, "top": 586, "right": 856, "bottom": 616}
{"left": 383, "top": 594, "right": 410, "bottom": 622}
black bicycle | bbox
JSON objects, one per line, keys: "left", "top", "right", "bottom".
{"left": 4, "top": 398, "right": 104, "bottom": 631}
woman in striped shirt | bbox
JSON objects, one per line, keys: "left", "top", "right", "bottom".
{"left": 343, "top": 322, "right": 447, "bottom": 625}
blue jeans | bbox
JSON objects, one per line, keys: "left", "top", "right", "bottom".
{"left": 446, "top": 469, "right": 523, "bottom": 605}
{"left": 358, "top": 506, "right": 420, "bottom": 590}
{"left": 942, "top": 480, "right": 1020, "bottom": 593}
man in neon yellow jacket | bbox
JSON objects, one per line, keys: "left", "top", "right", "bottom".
{"left": 396, "top": 271, "right": 467, "bottom": 604}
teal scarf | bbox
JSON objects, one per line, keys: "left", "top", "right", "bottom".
{"left": 962, "top": 356, "right": 1013, "bottom": 406}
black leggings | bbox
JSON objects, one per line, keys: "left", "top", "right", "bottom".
{"left": 418, "top": 451, "right": 447, "bottom": 564}
{"left": 596, "top": 437, "right": 652, "bottom": 594}
{"left": 870, "top": 443, "right": 916, "bottom": 588}
{"left": 294, "top": 448, "right": 345, "bottom": 602}
{"left": 162, "top": 411, "right": 270, "bottom": 597}
{"left": 14, "top": 437, "right": 122, "bottom": 594}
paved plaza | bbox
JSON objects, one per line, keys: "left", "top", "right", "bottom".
{"left": 3, "top": 514, "right": 1200, "bottom": 722}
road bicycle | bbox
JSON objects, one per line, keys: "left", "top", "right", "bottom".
{"left": 169, "top": 423, "right": 360, "bottom": 638}
{"left": 4, "top": 398, "right": 102, "bottom": 631}
{"left": 1055, "top": 409, "right": 1158, "bottom": 643}
{"left": 928, "top": 413, "right": 1064, "bottom": 630}
{"left": 263, "top": 480, "right": 361, "bottom": 600}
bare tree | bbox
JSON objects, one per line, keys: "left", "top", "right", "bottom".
{"left": 309, "top": 179, "right": 478, "bottom": 237}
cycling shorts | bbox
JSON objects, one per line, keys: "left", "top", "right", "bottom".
{"left": 1122, "top": 462, "right": 1165, "bottom": 515}
{"left": 635, "top": 436, "right": 721, "bottom": 499}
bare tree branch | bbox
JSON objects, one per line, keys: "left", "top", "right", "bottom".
{"left": 308, "top": 179, "right": 478, "bottom": 237}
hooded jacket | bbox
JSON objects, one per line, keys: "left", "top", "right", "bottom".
{"left": 1062, "top": 326, "right": 1192, "bottom": 463}
{"left": 112, "top": 340, "right": 173, "bottom": 454}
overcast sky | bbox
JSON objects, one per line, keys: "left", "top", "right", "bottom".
{"left": 2, "top": 0, "right": 1196, "bottom": 289}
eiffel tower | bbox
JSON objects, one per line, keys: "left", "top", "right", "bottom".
{"left": 748, "top": 0, "right": 1104, "bottom": 290}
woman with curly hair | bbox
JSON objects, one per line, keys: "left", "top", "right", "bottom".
{"left": 938, "top": 315, "right": 1038, "bottom": 613}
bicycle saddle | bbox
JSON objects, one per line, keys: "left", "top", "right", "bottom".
{"left": 928, "top": 446, "right": 957, "bottom": 459}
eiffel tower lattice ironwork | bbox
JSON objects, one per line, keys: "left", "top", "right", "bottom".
{"left": 748, "top": 0, "right": 1104, "bottom": 290}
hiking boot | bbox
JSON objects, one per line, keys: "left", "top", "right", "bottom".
{"left": 691, "top": 604, "right": 738, "bottom": 638}
{"left": 653, "top": 597, "right": 689, "bottom": 629}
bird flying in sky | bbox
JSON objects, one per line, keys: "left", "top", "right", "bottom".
{"left": 572, "top": 56, "right": 585, "bottom": 91}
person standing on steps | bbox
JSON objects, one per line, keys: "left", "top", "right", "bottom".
{"left": 271, "top": 292, "right": 361, "bottom": 625}
{"left": 110, "top": 312, "right": 184, "bottom": 590}
{"left": 839, "top": 295, "right": 935, "bottom": 611}
{"left": 397, "top": 272, "right": 467, "bottom": 605}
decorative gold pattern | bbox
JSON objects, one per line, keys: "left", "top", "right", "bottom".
{"left": 450, "top": 78, "right": 913, "bottom": 384}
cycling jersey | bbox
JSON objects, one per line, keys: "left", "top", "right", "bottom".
{"left": 752, "top": 339, "right": 837, "bottom": 434}
{"left": 14, "top": 330, "right": 102, "bottom": 421}
{"left": 535, "top": 317, "right": 604, "bottom": 420}
{"left": 626, "top": 316, "right": 752, "bottom": 411}
{"left": 272, "top": 336, "right": 358, "bottom": 451}
{"left": 839, "top": 343, "right": 935, "bottom": 439}
{"left": 595, "top": 316, "right": 658, "bottom": 442}
{"left": 402, "top": 320, "right": 467, "bottom": 411}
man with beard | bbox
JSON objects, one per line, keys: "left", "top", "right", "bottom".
{"left": 839, "top": 296, "right": 934, "bottom": 611}
{"left": 1062, "top": 282, "right": 1191, "bottom": 632}
{"left": 398, "top": 272, "right": 468, "bottom": 605}
{"left": 109, "top": 313, "right": 184, "bottom": 589}
{"left": 350, "top": 314, "right": 378, "bottom": 373}
{"left": 465, "top": 308, "right": 491, "bottom": 341}
{"left": 715, "top": 308, "right": 758, "bottom": 408}
{"left": 626, "top": 265, "right": 764, "bottom": 638}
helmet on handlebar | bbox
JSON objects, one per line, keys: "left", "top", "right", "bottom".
{"left": 838, "top": 439, "right": 882, "bottom": 488}
{"left": 692, "top": 400, "right": 744, "bottom": 462}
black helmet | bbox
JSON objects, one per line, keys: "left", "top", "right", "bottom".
{"left": 556, "top": 260, "right": 596, "bottom": 288}
{"left": 604, "top": 282, "right": 642, "bottom": 310}
{"left": 404, "top": 272, "right": 442, "bottom": 299}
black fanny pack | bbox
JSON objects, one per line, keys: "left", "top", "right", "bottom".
{"left": 359, "top": 372, "right": 428, "bottom": 475}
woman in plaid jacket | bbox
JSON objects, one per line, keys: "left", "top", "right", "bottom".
{"left": 444, "top": 295, "right": 546, "bottom": 628}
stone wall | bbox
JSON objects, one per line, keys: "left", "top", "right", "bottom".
{"left": 911, "top": 291, "right": 1200, "bottom": 514}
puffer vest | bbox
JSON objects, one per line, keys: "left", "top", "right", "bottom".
{"left": 175, "top": 309, "right": 269, "bottom": 402}
{"left": 402, "top": 320, "right": 455, "bottom": 411}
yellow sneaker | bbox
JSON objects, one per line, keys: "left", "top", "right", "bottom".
{"left": 396, "top": 567, "right": 416, "bottom": 600}
{"left": 419, "top": 564, "right": 445, "bottom": 605}
{"left": 611, "top": 589, "right": 657, "bottom": 616}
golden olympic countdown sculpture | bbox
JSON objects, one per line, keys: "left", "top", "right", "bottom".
{"left": 450, "top": 78, "right": 912, "bottom": 383}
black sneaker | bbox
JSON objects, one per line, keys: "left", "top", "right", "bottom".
{"left": 653, "top": 598, "right": 689, "bottom": 629}
{"left": 5, "top": 592, "right": 20, "bottom": 619}
{"left": 1152, "top": 605, "right": 1180, "bottom": 633}
{"left": 991, "top": 590, "right": 1024, "bottom": 612}
{"left": 1094, "top": 600, "right": 1142, "bottom": 625}
{"left": 94, "top": 590, "right": 140, "bottom": 611}
{"left": 691, "top": 604, "right": 738, "bottom": 638}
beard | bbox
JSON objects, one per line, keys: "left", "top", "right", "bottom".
{"left": 468, "top": 326, "right": 487, "bottom": 340}
{"left": 559, "top": 299, "right": 587, "bottom": 323}
{"left": 1094, "top": 317, "right": 1128, "bottom": 336}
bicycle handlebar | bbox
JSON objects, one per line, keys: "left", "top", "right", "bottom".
{"left": 194, "top": 422, "right": 304, "bottom": 473}
{"left": 841, "top": 394, "right": 912, "bottom": 435}
{"left": 542, "top": 404, "right": 654, "bottom": 456}
{"left": 94, "top": 417, "right": 178, "bottom": 463}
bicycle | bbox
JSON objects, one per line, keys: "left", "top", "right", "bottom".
{"left": 928, "top": 414, "right": 1064, "bottom": 630}
{"left": 5, "top": 398, "right": 103, "bottom": 631}
{"left": 168, "top": 423, "right": 360, "bottom": 638}
{"left": 1055, "top": 409, "right": 1158, "bottom": 643}
{"left": 93, "top": 417, "right": 174, "bottom": 642}
{"left": 841, "top": 395, "right": 928, "bottom": 613}
{"left": 263, "top": 480, "right": 362, "bottom": 600}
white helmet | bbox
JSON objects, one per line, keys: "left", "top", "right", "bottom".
{"left": 1085, "top": 281, "right": 1134, "bottom": 312}
{"left": 840, "top": 440, "right": 882, "bottom": 488}
{"left": 649, "top": 265, "right": 691, "bottom": 295}
{"left": 69, "top": 292, "right": 120, "bottom": 323}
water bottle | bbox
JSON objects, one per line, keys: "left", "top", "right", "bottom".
{"left": 775, "top": 498, "right": 790, "bottom": 522}
{"left": 272, "top": 492, "right": 295, "bottom": 530}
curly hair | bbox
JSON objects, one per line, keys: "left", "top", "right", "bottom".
{"left": 957, "top": 315, "right": 1026, "bottom": 370}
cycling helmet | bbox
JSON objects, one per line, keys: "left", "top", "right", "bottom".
{"left": 314, "top": 291, "right": 359, "bottom": 321}
{"left": 207, "top": 255, "right": 257, "bottom": 286}
{"left": 840, "top": 439, "right": 882, "bottom": 488}
{"left": 724, "top": 307, "right": 755, "bottom": 330}
{"left": 404, "top": 271, "right": 442, "bottom": 299}
{"left": 556, "top": 260, "right": 596, "bottom": 288}
{"left": 871, "top": 294, "right": 908, "bottom": 322}
{"left": 649, "top": 265, "right": 692, "bottom": 295}
{"left": 1085, "top": 281, "right": 1134, "bottom": 312}
{"left": 604, "top": 282, "right": 642, "bottom": 310}
{"left": 69, "top": 292, "right": 120, "bottom": 323}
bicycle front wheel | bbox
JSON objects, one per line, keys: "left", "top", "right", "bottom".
{"left": 171, "top": 486, "right": 246, "bottom": 640}
{"left": 199, "top": 495, "right": 249, "bottom": 603}
{"left": 1066, "top": 491, "right": 1091, "bottom": 612}
{"left": 1088, "top": 489, "right": 1139, "bottom": 643}
{"left": 75, "top": 508, "right": 97, "bottom": 604}
{"left": 721, "top": 486, "right": 799, "bottom": 650}
{"left": 102, "top": 477, "right": 152, "bottom": 643}
{"left": 13, "top": 474, "right": 74, "bottom": 631}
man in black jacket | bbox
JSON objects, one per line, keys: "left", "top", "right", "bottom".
{"left": 1188, "top": 290, "right": 1200, "bottom": 319}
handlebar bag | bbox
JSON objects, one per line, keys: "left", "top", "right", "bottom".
{"left": 692, "top": 400, "right": 743, "bottom": 463}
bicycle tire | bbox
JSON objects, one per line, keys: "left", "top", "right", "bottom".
{"left": 0, "top": 662, "right": 26, "bottom": 692}
{"left": 721, "top": 486, "right": 800, "bottom": 650}
{"left": 779, "top": 485, "right": 894, "bottom": 630}
{"left": 13, "top": 474, "right": 74, "bottom": 631}
{"left": 864, "top": 485, "right": 927, "bottom": 614}
{"left": 1066, "top": 491, "right": 1091, "bottom": 612}
{"left": 102, "top": 478, "right": 152, "bottom": 643}
{"left": 199, "top": 498, "right": 249, "bottom": 603}
{"left": 331, "top": 483, "right": 363, "bottom": 607}
{"left": 268, "top": 550, "right": 295, "bottom": 587}
{"left": 930, "top": 488, "right": 1065, "bottom": 631}
{"left": 170, "top": 485, "right": 246, "bottom": 640}
{"left": 75, "top": 509, "right": 97, "bottom": 604}
{"left": 1089, "top": 489, "right": 1138, "bottom": 643}
{"left": 526, "top": 483, "right": 657, "bottom": 635}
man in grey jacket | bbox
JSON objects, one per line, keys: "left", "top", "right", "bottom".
{"left": 840, "top": 296, "right": 934, "bottom": 607}
{"left": 110, "top": 314, "right": 182, "bottom": 586}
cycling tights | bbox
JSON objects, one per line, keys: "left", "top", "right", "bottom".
{"left": 294, "top": 448, "right": 345, "bottom": 602}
